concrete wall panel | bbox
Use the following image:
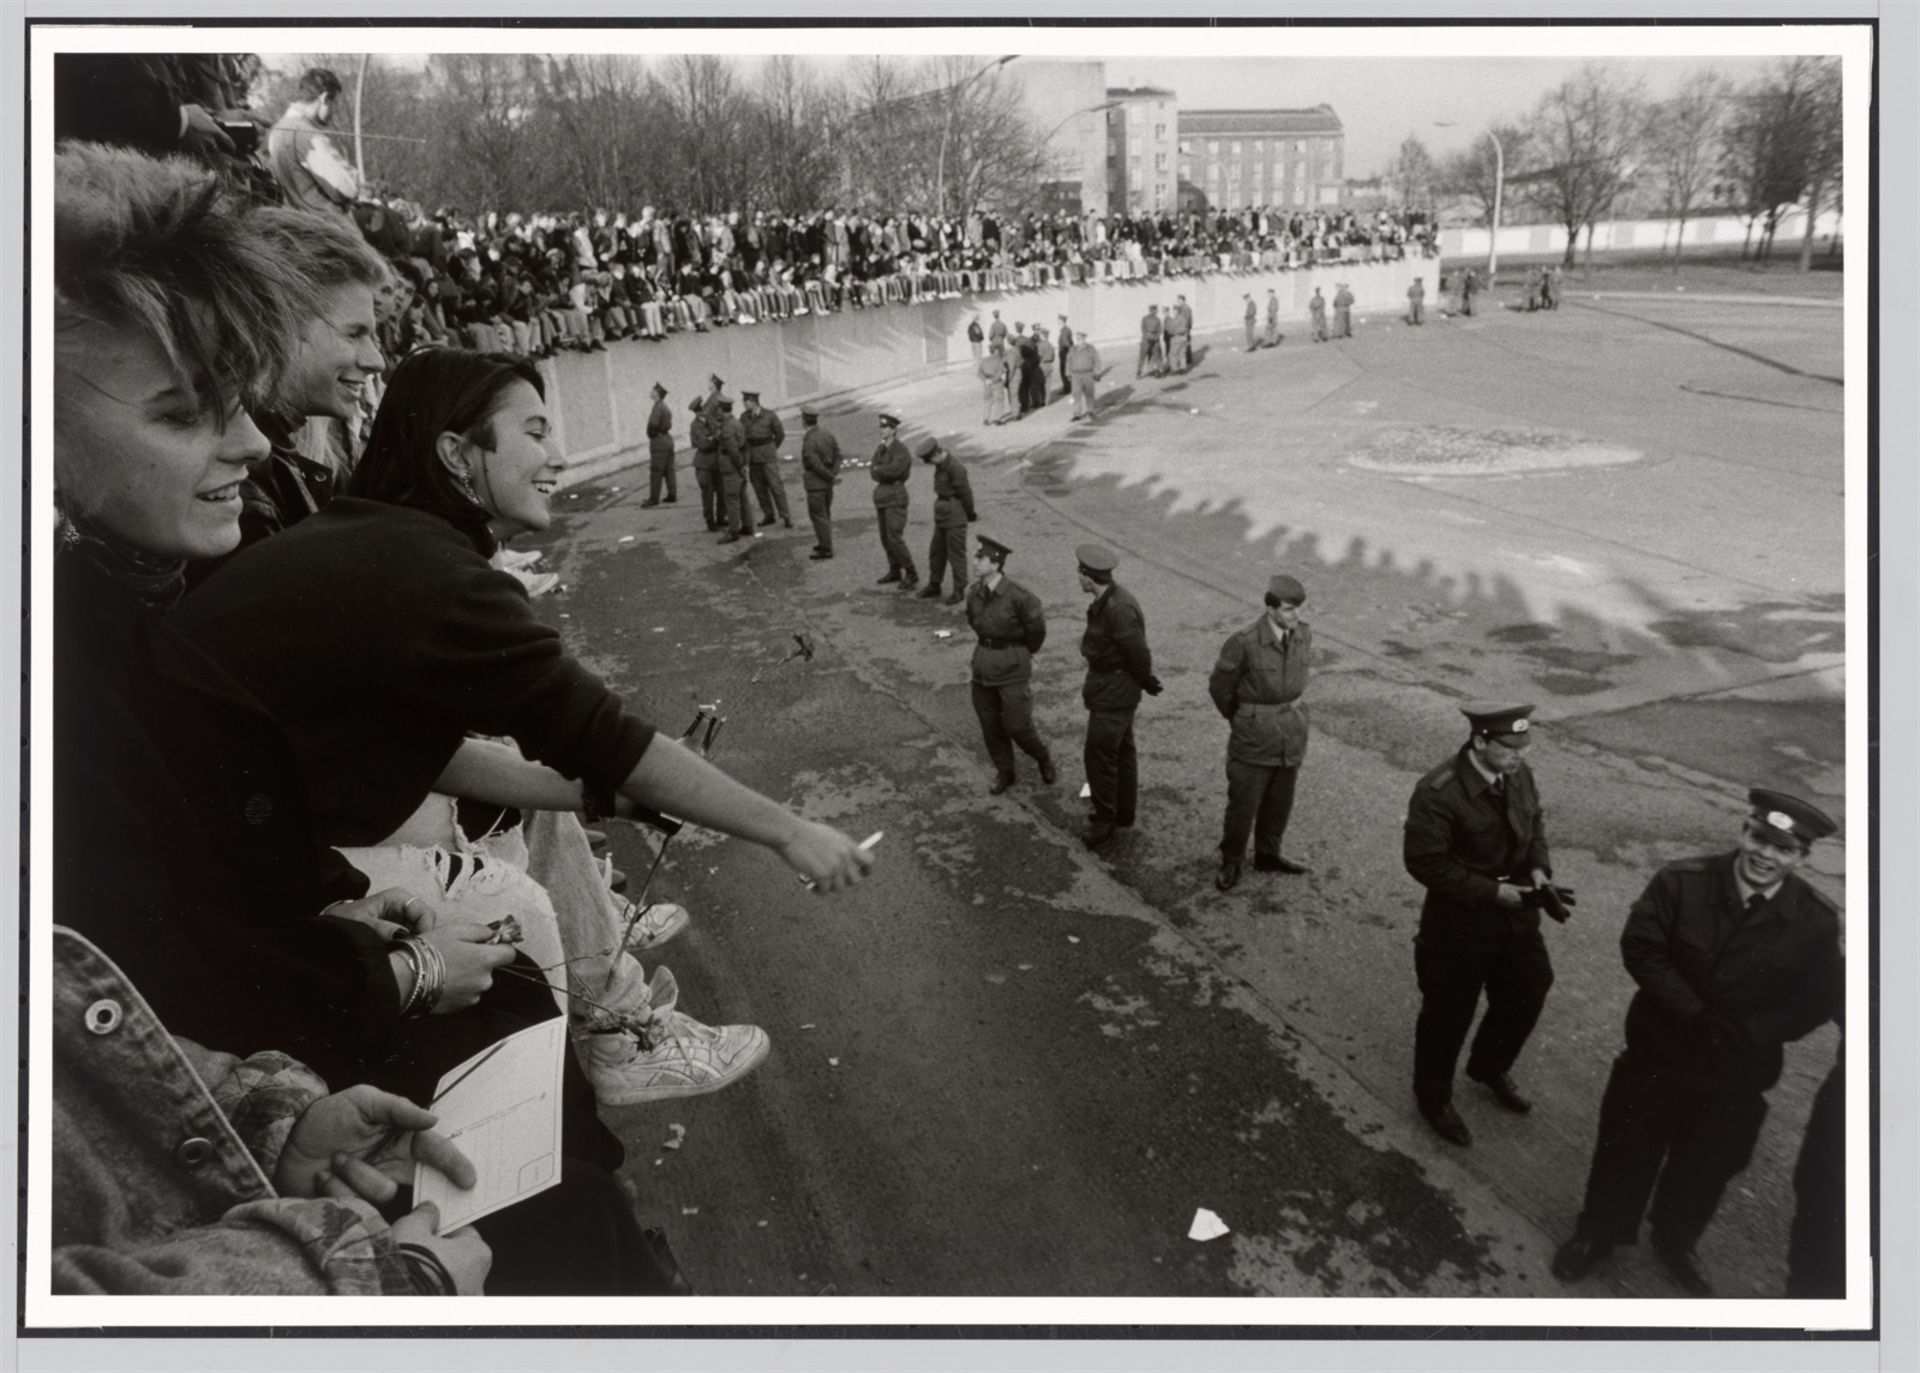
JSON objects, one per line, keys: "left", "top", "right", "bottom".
{"left": 548, "top": 255, "right": 1426, "bottom": 484}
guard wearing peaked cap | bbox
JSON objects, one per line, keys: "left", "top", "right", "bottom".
{"left": 916, "top": 437, "right": 976, "bottom": 604}
{"left": 1553, "top": 784, "right": 1843, "bottom": 1297}
{"left": 689, "top": 397, "right": 723, "bottom": 530}
{"left": 1403, "top": 701, "right": 1562, "bottom": 1149}
{"left": 1076, "top": 544, "right": 1162, "bottom": 850}
{"left": 641, "top": 381, "right": 678, "bottom": 508}
{"left": 799, "top": 404, "right": 842, "bottom": 560}
{"left": 869, "top": 412, "right": 916, "bottom": 588}
{"left": 740, "top": 390, "right": 790, "bottom": 530}
{"left": 965, "top": 534, "right": 1054, "bottom": 794}
{"left": 1207, "top": 573, "right": 1313, "bottom": 892}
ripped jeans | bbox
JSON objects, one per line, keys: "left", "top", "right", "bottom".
{"left": 337, "top": 797, "right": 653, "bottom": 1026}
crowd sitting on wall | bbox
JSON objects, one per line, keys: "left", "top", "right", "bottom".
{"left": 369, "top": 201, "right": 1438, "bottom": 361}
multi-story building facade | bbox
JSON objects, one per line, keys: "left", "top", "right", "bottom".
{"left": 1105, "top": 86, "right": 1178, "bottom": 214}
{"left": 1176, "top": 106, "right": 1345, "bottom": 215}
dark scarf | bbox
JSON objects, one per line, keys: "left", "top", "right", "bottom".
{"left": 56, "top": 506, "right": 185, "bottom": 611}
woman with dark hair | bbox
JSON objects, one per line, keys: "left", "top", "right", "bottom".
{"left": 176, "top": 348, "right": 876, "bottom": 1101}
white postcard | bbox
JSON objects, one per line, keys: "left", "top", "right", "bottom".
{"left": 414, "top": 1017, "right": 567, "bottom": 1232}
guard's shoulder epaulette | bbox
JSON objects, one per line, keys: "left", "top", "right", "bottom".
{"left": 1421, "top": 760, "right": 1457, "bottom": 791}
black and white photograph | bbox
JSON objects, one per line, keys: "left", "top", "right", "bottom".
{"left": 11, "top": 8, "right": 1908, "bottom": 1366}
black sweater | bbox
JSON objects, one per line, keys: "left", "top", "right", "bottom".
{"left": 175, "top": 498, "right": 655, "bottom": 847}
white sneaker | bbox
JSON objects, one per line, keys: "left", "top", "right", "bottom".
{"left": 620, "top": 901, "right": 690, "bottom": 953}
{"left": 497, "top": 547, "right": 543, "bottom": 572}
{"left": 585, "top": 1012, "right": 771, "bottom": 1104}
{"left": 512, "top": 569, "right": 561, "bottom": 597}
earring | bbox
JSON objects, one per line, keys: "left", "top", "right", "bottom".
{"left": 454, "top": 465, "right": 479, "bottom": 503}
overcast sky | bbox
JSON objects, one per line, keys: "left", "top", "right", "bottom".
{"left": 269, "top": 50, "right": 1785, "bottom": 180}
{"left": 1108, "top": 55, "right": 1780, "bottom": 175}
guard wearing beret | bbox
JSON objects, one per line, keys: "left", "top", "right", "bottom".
{"left": 870, "top": 413, "right": 917, "bottom": 590}
{"left": 1404, "top": 703, "right": 1566, "bottom": 1147}
{"left": 640, "top": 381, "right": 678, "bottom": 509}
{"left": 1553, "top": 788, "right": 1843, "bottom": 1297}
{"left": 964, "top": 536, "right": 1055, "bottom": 794}
{"left": 916, "top": 438, "right": 977, "bottom": 605}
{"left": 799, "top": 406, "right": 842, "bottom": 560}
{"left": 714, "top": 397, "right": 752, "bottom": 544}
{"left": 689, "top": 398, "right": 722, "bottom": 531}
{"left": 1076, "top": 544, "right": 1162, "bottom": 850}
{"left": 1208, "top": 574, "right": 1313, "bottom": 891}
{"left": 741, "top": 390, "right": 792, "bottom": 530}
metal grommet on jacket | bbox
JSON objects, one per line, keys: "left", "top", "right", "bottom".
{"left": 175, "top": 1136, "right": 215, "bottom": 1169}
{"left": 83, "top": 998, "right": 123, "bottom": 1035}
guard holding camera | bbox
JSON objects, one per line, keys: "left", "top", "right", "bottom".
{"left": 1552, "top": 789, "right": 1842, "bottom": 1296}
{"left": 1403, "top": 703, "right": 1571, "bottom": 1147}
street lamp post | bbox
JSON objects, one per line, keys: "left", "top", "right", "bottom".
{"left": 1485, "top": 128, "right": 1504, "bottom": 279}
{"left": 1036, "top": 99, "right": 1122, "bottom": 212}
{"left": 935, "top": 54, "right": 1017, "bottom": 219}
{"left": 1436, "top": 120, "right": 1505, "bottom": 279}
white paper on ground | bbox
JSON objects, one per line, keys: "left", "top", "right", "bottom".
{"left": 413, "top": 1017, "right": 567, "bottom": 1231}
{"left": 1079, "top": 783, "right": 1093, "bottom": 799}
{"left": 1189, "top": 1208, "right": 1230, "bottom": 1242}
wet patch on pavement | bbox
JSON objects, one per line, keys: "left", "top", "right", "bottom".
{"left": 1645, "top": 594, "right": 1845, "bottom": 664}
{"left": 1045, "top": 924, "right": 1509, "bottom": 1295}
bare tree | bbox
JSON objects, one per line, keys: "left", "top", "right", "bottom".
{"left": 1720, "top": 57, "right": 1842, "bottom": 265}
{"left": 755, "top": 55, "right": 846, "bottom": 212}
{"left": 1795, "top": 57, "right": 1843, "bottom": 271}
{"left": 525, "top": 55, "right": 661, "bottom": 210}
{"left": 419, "top": 54, "right": 540, "bottom": 212}
{"left": 1438, "top": 121, "right": 1528, "bottom": 228}
{"left": 837, "top": 56, "right": 1050, "bottom": 218}
{"left": 1385, "top": 134, "right": 1438, "bottom": 211}
{"left": 660, "top": 53, "right": 753, "bottom": 213}
{"left": 1641, "top": 70, "right": 1728, "bottom": 269}
{"left": 1526, "top": 65, "right": 1647, "bottom": 268}
{"left": 937, "top": 60, "right": 1048, "bottom": 220}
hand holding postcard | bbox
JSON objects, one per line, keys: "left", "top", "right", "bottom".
{"left": 413, "top": 1018, "right": 567, "bottom": 1231}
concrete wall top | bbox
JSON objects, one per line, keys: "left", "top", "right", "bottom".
{"left": 545, "top": 253, "right": 1428, "bottom": 484}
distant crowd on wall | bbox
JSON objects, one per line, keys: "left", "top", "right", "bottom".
{"left": 363, "top": 201, "right": 1440, "bottom": 361}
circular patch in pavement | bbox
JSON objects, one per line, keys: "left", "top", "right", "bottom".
{"left": 1348, "top": 425, "right": 1643, "bottom": 477}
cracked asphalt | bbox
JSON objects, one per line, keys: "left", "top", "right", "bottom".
{"left": 522, "top": 291, "right": 1848, "bottom": 1301}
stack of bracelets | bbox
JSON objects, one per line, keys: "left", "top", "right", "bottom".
{"left": 398, "top": 1241, "right": 457, "bottom": 1295}
{"left": 392, "top": 933, "right": 447, "bottom": 1017}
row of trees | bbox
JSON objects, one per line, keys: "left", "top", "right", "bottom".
{"left": 1380, "top": 57, "right": 1843, "bottom": 269}
{"left": 254, "top": 53, "right": 1053, "bottom": 221}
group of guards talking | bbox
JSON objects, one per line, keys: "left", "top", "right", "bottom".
{"left": 632, "top": 367, "right": 1847, "bottom": 1301}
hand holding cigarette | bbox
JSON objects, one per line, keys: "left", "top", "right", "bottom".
{"left": 794, "top": 830, "right": 882, "bottom": 893}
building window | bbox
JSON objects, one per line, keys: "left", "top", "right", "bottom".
{"left": 1179, "top": 160, "right": 1190, "bottom": 179}
{"left": 1208, "top": 140, "right": 1219, "bottom": 155}
{"left": 1154, "top": 152, "right": 1167, "bottom": 169}
{"left": 1154, "top": 123, "right": 1166, "bottom": 139}
{"left": 1230, "top": 141, "right": 1241, "bottom": 155}
{"left": 1178, "top": 140, "right": 1189, "bottom": 155}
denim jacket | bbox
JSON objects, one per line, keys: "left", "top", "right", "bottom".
{"left": 51, "top": 926, "right": 413, "bottom": 1295}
